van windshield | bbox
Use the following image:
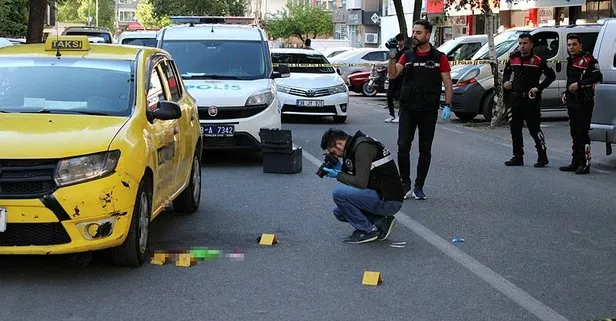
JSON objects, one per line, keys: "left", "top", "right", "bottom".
{"left": 472, "top": 30, "right": 528, "bottom": 60}
{"left": 271, "top": 52, "right": 334, "bottom": 73}
{"left": 162, "top": 40, "right": 267, "bottom": 80}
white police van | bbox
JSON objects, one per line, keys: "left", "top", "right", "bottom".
{"left": 157, "top": 17, "right": 288, "bottom": 150}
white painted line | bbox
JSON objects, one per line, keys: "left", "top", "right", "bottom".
{"left": 395, "top": 214, "right": 569, "bottom": 321}
{"left": 301, "top": 147, "right": 570, "bottom": 321}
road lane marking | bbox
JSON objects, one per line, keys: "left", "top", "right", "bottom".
{"left": 302, "top": 148, "right": 570, "bottom": 321}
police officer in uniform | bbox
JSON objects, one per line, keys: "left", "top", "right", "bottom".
{"left": 502, "top": 33, "right": 556, "bottom": 167}
{"left": 559, "top": 34, "right": 603, "bottom": 174}
{"left": 388, "top": 20, "right": 454, "bottom": 200}
{"left": 320, "top": 128, "right": 404, "bottom": 244}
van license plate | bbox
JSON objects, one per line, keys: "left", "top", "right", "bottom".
{"left": 297, "top": 100, "right": 324, "bottom": 107}
{"left": 0, "top": 207, "right": 6, "bottom": 232}
{"left": 201, "top": 125, "right": 235, "bottom": 137}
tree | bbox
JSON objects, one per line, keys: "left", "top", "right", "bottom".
{"left": 391, "top": 0, "right": 423, "bottom": 46}
{"left": 151, "top": 0, "right": 248, "bottom": 18}
{"left": 136, "top": 0, "right": 171, "bottom": 29}
{"left": 26, "top": 0, "right": 46, "bottom": 43}
{"left": 57, "top": 0, "right": 116, "bottom": 31}
{"left": 444, "top": 0, "right": 506, "bottom": 126}
{"left": 265, "top": 3, "right": 333, "bottom": 41}
{"left": 0, "top": 0, "right": 29, "bottom": 37}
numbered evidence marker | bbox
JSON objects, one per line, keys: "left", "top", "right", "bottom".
{"left": 257, "top": 233, "right": 278, "bottom": 246}
{"left": 176, "top": 253, "right": 197, "bottom": 267}
{"left": 150, "top": 251, "right": 170, "bottom": 265}
{"left": 362, "top": 271, "right": 383, "bottom": 286}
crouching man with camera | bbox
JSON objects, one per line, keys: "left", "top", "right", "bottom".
{"left": 319, "top": 128, "right": 404, "bottom": 244}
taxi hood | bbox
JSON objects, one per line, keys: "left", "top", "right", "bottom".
{"left": 184, "top": 79, "right": 273, "bottom": 107}
{"left": 0, "top": 113, "right": 128, "bottom": 158}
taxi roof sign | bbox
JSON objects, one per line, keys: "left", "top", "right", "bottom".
{"left": 44, "top": 36, "right": 90, "bottom": 52}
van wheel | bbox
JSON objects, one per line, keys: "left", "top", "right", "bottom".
{"left": 173, "top": 154, "right": 201, "bottom": 213}
{"left": 333, "top": 116, "right": 347, "bottom": 123}
{"left": 110, "top": 176, "right": 152, "bottom": 267}
{"left": 454, "top": 112, "right": 477, "bottom": 122}
{"left": 482, "top": 93, "right": 494, "bottom": 122}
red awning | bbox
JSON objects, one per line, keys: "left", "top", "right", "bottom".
{"left": 127, "top": 22, "right": 145, "bottom": 30}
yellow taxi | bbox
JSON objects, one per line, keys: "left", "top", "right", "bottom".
{"left": 0, "top": 36, "right": 202, "bottom": 266}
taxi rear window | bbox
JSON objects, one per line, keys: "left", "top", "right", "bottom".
{"left": 0, "top": 58, "right": 134, "bottom": 116}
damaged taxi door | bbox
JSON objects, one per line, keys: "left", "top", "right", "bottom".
{"left": 146, "top": 59, "right": 178, "bottom": 212}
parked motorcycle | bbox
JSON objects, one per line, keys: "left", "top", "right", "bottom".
{"left": 348, "top": 65, "right": 388, "bottom": 97}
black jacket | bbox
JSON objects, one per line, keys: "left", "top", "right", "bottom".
{"left": 339, "top": 131, "right": 404, "bottom": 202}
{"left": 565, "top": 52, "right": 603, "bottom": 104}
{"left": 503, "top": 51, "right": 556, "bottom": 93}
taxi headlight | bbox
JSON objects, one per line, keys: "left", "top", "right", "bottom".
{"left": 54, "top": 150, "right": 121, "bottom": 187}
{"left": 276, "top": 85, "right": 291, "bottom": 94}
{"left": 246, "top": 89, "right": 275, "bottom": 106}
{"left": 328, "top": 84, "right": 348, "bottom": 94}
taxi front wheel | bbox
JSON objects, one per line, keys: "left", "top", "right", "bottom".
{"left": 110, "top": 176, "right": 152, "bottom": 266}
{"left": 173, "top": 154, "right": 201, "bottom": 213}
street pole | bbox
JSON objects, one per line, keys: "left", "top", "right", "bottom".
{"left": 95, "top": 0, "right": 98, "bottom": 26}
{"left": 87, "top": 0, "right": 91, "bottom": 26}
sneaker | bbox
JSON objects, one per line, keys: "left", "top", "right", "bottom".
{"left": 402, "top": 182, "right": 412, "bottom": 199}
{"left": 533, "top": 158, "right": 549, "bottom": 168}
{"left": 377, "top": 216, "right": 396, "bottom": 241}
{"left": 392, "top": 116, "right": 399, "bottom": 123}
{"left": 384, "top": 116, "right": 395, "bottom": 123}
{"left": 411, "top": 186, "right": 427, "bottom": 200}
{"left": 343, "top": 229, "right": 379, "bottom": 244}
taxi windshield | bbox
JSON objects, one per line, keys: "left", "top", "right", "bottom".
{"left": 0, "top": 58, "right": 134, "bottom": 116}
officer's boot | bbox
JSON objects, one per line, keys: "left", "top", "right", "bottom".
{"left": 559, "top": 155, "right": 580, "bottom": 172}
{"left": 533, "top": 132, "right": 549, "bottom": 167}
{"left": 534, "top": 149, "right": 549, "bottom": 167}
{"left": 575, "top": 144, "right": 591, "bottom": 174}
{"left": 504, "top": 155, "right": 524, "bottom": 166}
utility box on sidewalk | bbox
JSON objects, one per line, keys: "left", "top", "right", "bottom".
{"left": 259, "top": 128, "right": 302, "bottom": 174}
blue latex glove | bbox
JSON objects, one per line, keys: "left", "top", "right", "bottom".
{"left": 334, "top": 159, "right": 342, "bottom": 171}
{"left": 322, "top": 167, "right": 340, "bottom": 178}
{"left": 441, "top": 104, "right": 452, "bottom": 120}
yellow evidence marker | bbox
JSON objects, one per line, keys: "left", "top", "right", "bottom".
{"left": 150, "top": 251, "right": 170, "bottom": 265}
{"left": 258, "top": 233, "right": 278, "bottom": 246}
{"left": 362, "top": 271, "right": 383, "bottom": 286}
{"left": 176, "top": 253, "right": 197, "bottom": 267}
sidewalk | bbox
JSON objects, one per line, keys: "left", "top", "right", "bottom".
{"left": 458, "top": 115, "right": 616, "bottom": 171}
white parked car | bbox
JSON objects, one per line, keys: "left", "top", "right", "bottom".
{"left": 437, "top": 34, "right": 488, "bottom": 61}
{"left": 319, "top": 47, "right": 355, "bottom": 59}
{"left": 0, "top": 38, "right": 12, "bottom": 48}
{"left": 118, "top": 30, "right": 158, "bottom": 47}
{"left": 328, "top": 47, "right": 390, "bottom": 83}
{"left": 272, "top": 48, "right": 348, "bottom": 123}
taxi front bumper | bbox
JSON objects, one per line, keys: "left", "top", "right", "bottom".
{"left": 0, "top": 172, "right": 138, "bottom": 255}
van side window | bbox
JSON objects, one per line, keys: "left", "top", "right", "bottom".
{"left": 533, "top": 32, "right": 559, "bottom": 59}
{"left": 613, "top": 53, "right": 616, "bottom": 68}
{"left": 160, "top": 60, "right": 181, "bottom": 101}
{"left": 567, "top": 32, "right": 599, "bottom": 56}
{"left": 147, "top": 66, "right": 167, "bottom": 111}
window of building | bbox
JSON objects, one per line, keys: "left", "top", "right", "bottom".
{"left": 119, "top": 10, "right": 136, "bottom": 22}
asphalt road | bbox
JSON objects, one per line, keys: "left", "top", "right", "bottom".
{"left": 1, "top": 94, "right": 615, "bottom": 321}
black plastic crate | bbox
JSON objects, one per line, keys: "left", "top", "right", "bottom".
{"left": 262, "top": 147, "right": 302, "bottom": 174}
{"left": 259, "top": 128, "right": 302, "bottom": 174}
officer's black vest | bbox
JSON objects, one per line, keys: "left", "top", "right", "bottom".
{"left": 399, "top": 46, "right": 444, "bottom": 111}
{"left": 342, "top": 131, "right": 404, "bottom": 202}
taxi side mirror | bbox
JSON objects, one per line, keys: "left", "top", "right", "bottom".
{"left": 272, "top": 64, "right": 290, "bottom": 79}
{"left": 151, "top": 100, "right": 181, "bottom": 121}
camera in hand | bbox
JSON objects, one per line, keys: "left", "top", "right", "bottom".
{"left": 384, "top": 37, "right": 397, "bottom": 49}
{"left": 316, "top": 153, "right": 339, "bottom": 178}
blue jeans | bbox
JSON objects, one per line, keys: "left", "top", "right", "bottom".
{"left": 332, "top": 185, "right": 403, "bottom": 233}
